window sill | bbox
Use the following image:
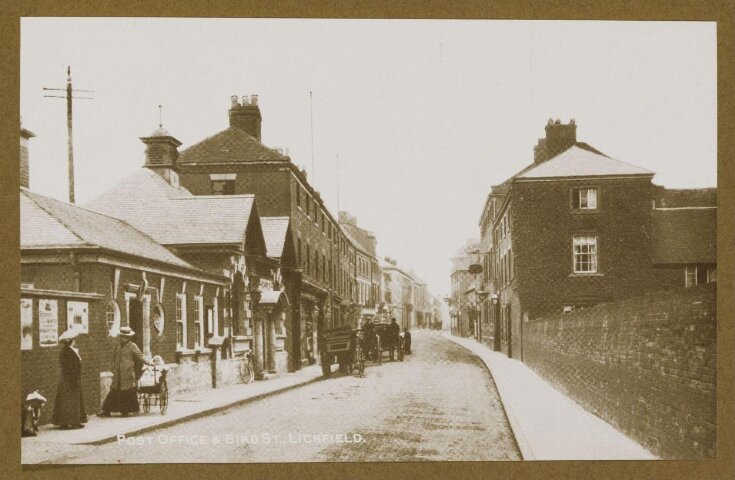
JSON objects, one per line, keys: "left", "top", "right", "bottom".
{"left": 176, "top": 348, "right": 198, "bottom": 355}
{"left": 568, "top": 273, "right": 605, "bottom": 277}
{"left": 570, "top": 209, "right": 601, "bottom": 215}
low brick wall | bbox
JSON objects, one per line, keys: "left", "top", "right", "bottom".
{"left": 522, "top": 284, "right": 716, "bottom": 459}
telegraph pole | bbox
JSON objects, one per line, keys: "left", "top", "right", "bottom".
{"left": 43, "top": 67, "right": 94, "bottom": 203}
{"left": 309, "top": 91, "right": 315, "bottom": 185}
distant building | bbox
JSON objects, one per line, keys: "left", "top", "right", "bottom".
{"left": 339, "top": 211, "right": 381, "bottom": 325}
{"left": 450, "top": 238, "right": 479, "bottom": 337}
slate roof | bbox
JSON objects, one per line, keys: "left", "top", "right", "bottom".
{"left": 178, "top": 127, "right": 289, "bottom": 164}
{"left": 261, "top": 217, "right": 290, "bottom": 259}
{"left": 651, "top": 208, "right": 717, "bottom": 264}
{"left": 86, "top": 169, "right": 254, "bottom": 246}
{"left": 516, "top": 145, "right": 653, "bottom": 180}
{"left": 341, "top": 226, "right": 370, "bottom": 256}
{"left": 21, "top": 189, "right": 195, "bottom": 270}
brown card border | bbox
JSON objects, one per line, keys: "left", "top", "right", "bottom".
{"left": 2, "top": 1, "right": 733, "bottom": 479}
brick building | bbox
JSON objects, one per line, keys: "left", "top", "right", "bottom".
{"left": 380, "top": 259, "right": 415, "bottom": 330}
{"left": 86, "top": 125, "right": 297, "bottom": 377}
{"left": 21, "top": 187, "right": 227, "bottom": 425}
{"left": 449, "top": 238, "right": 479, "bottom": 337}
{"left": 338, "top": 211, "right": 381, "bottom": 324}
{"left": 476, "top": 119, "right": 717, "bottom": 358}
{"left": 174, "top": 95, "right": 362, "bottom": 365}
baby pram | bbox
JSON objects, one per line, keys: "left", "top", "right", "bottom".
{"left": 137, "top": 356, "right": 168, "bottom": 415}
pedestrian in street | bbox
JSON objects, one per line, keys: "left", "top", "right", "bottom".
{"left": 99, "top": 326, "right": 152, "bottom": 417}
{"left": 52, "top": 328, "right": 87, "bottom": 430}
{"left": 388, "top": 318, "right": 400, "bottom": 360}
{"left": 403, "top": 327, "right": 412, "bottom": 354}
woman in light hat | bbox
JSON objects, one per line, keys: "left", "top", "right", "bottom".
{"left": 99, "top": 326, "right": 153, "bottom": 417}
{"left": 52, "top": 327, "right": 87, "bottom": 429}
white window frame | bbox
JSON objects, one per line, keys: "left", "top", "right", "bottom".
{"left": 574, "top": 188, "right": 598, "bottom": 210}
{"left": 706, "top": 268, "right": 716, "bottom": 284}
{"left": 176, "top": 293, "right": 187, "bottom": 351}
{"left": 573, "top": 235, "right": 598, "bottom": 274}
{"left": 685, "top": 265, "right": 698, "bottom": 287}
{"left": 194, "top": 295, "right": 204, "bottom": 349}
{"left": 212, "top": 297, "right": 219, "bottom": 337}
{"left": 124, "top": 291, "right": 137, "bottom": 326}
{"left": 106, "top": 300, "right": 121, "bottom": 337}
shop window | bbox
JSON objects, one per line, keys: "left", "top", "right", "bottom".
{"left": 106, "top": 300, "right": 121, "bottom": 337}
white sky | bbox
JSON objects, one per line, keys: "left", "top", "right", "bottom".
{"left": 20, "top": 18, "right": 717, "bottom": 296}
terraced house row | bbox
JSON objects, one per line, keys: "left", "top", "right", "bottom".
{"left": 19, "top": 95, "right": 434, "bottom": 425}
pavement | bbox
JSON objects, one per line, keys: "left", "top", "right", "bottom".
{"left": 23, "top": 331, "right": 520, "bottom": 464}
{"left": 22, "top": 364, "right": 324, "bottom": 462}
{"left": 443, "top": 331, "right": 657, "bottom": 461}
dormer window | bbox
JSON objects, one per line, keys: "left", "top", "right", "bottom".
{"left": 572, "top": 187, "right": 598, "bottom": 210}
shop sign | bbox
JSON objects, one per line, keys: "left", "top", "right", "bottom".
{"left": 39, "top": 299, "right": 59, "bottom": 347}
{"left": 20, "top": 298, "right": 33, "bottom": 350}
{"left": 67, "top": 301, "right": 89, "bottom": 334}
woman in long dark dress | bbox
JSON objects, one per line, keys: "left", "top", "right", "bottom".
{"left": 52, "top": 329, "right": 87, "bottom": 429}
{"left": 99, "top": 326, "right": 152, "bottom": 417}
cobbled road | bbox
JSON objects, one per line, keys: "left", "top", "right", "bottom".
{"left": 35, "top": 330, "right": 520, "bottom": 463}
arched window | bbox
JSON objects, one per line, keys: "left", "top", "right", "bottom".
{"left": 106, "top": 300, "right": 121, "bottom": 337}
{"left": 152, "top": 304, "right": 165, "bottom": 336}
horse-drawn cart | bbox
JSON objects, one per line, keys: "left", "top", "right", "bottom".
{"left": 320, "top": 326, "right": 356, "bottom": 376}
{"left": 373, "top": 322, "right": 403, "bottom": 362}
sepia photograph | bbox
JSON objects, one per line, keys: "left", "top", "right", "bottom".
{"left": 16, "top": 16, "right": 718, "bottom": 467}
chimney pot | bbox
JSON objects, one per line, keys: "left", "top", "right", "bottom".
{"left": 229, "top": 94, "right": 262, "bottom": 139}
{"left": 230, "top": 95, "right": 240, "bottom": 108}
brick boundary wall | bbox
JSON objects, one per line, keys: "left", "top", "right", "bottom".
{"left": 521, "top": 284, "right": 716, "bottom": 458}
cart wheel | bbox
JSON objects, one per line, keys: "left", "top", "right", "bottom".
{"left": 142, "top": 394, "right": 151, "bottom": 414}
{"left": 159, "top": 381, "right": 168, "bottom": 415}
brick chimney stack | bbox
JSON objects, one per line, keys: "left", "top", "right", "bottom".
{"left": 534, "top": 118, "right": 577, "bottom": 164}
{"left": 229, "top": 95, "right": 262, "bottom": 140}
{"left": 339, "top": 211, "right": 357, "bottom": 226}
{"left": 141, "top": 126, "right": 182, "bottom": 188}
{"left": 20, "top": 123, "right": 35, "bottom": 189}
